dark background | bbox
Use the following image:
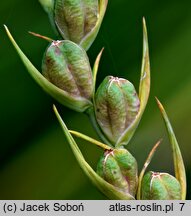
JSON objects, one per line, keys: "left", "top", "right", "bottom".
{"left": 0, "top": 0, "right": 190, "bottom": 199}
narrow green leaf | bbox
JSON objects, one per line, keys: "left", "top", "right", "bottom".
{"left": 53, "top": 105, "right": 135, "bottom": 200}
{"left": 93, "top": 48, "right": 104, "bottom": 97}
{"left": 116, "top": 17, "right": 150, "bottom": 146}
{"left": 80, "top": 0, "right": 108, "bottom": 50}
{"left": 69, "top": 130, "right": 112, "bottom": 150}
{"left": 156, "top": 98, "right": 186, "bottom": 200}
{"left": 4, "top": 25, "right": 92, "bottom": 112}
{"left": 137, "top": 140, "right": 161, "bottom": 200}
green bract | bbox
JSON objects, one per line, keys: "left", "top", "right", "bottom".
{"left": 97, "top": 148, "right": 138, "bottom": 197}
{"left": 95, "top": 76, "right": 140, "bottom": 146}
{"left": 156, "top": 98, "right": 186, "bottom": 200}
{"left": 141, "top": 171, "right": 181, "bottom": 200}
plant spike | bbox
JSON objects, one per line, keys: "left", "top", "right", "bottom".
{"left": 156, "top": 97, "right": 187, "bottom": 200}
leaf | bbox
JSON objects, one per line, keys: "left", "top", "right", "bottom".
{"left": 92, "top": 48, "right": 104, "bottom": 97}
{"left": 116, "top": 17, "right": 150, "bottom": 147}
{"left": 136, "top": 140, "right": 161, "bottom": 200}
{"left": 4, "top": 25, "right": 92, "bottom": 112}
{"left": 156, "top": 98, "right": 186, "bottom": 200}
{"left": 53, "top": 105, "right": 135, "bottom": 200}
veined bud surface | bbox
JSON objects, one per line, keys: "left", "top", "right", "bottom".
{"left": 54, "top": 0, "right": 108, "bottom": 50}
{"left": 141, "top": 171, "right": 181, "bottom": 200}
{"left": 42, "top": 40, "right": 93, "bottom": 99}
{"left": 97, "top": 148, "right": 138, "bottom": 196}
{"left": 95, "top": 76, "right": 140, "bottom": 146}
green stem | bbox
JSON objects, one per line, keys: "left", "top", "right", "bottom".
{"left": 86, "top": 107, "right": 113, "bottom": 148}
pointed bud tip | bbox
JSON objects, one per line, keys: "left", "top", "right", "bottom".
{"left": 28, "top": 31, "right": 53, "bottom": 42}
{"left": 155, "top": 97, "right": 165, "bottom": 113}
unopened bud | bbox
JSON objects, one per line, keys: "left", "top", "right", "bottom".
{"left": 141, "top": 171, "right": 181, "bottom": 200}
{"left": 42, "top": 40, "right": 93, "bottom": 99}
{"left": 54, "top": 0, "right": 108, "bottom": 50}
{"left": 95, "top": 76, "right": 140, "bottom": 146}
{"left": 97, "top": 148, "right": 138, "bottom": 196}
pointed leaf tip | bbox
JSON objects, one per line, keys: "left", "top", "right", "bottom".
{"left": 93, "top": 48, "right": 104, "bottom": 95}
{"left": 137, "top": 139, "right": 162, "bottom": 200}
{"left": 116, "top": 18, "right": 150, "bottom": 146}
{"left": 155, "top": 98, "right": 187, "bottom": 200}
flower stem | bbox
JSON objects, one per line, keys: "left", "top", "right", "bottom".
{"left": 86, "top": 107, "right": 113, "bottom": 147}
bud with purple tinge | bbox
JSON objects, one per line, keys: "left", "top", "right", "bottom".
{"left": 97, "top": 148, "right": 138, "bottom": 197}
{"left": 141, "top": 171, "right": 181, "bottom": 200}
{"left": 40, "top": 0, "right": 108, "bottom": 50}
{"left": 95, "top": 76, "right": 140, "bottom": 146}
{"left": 42, "top": 39, "right": 94, "bottom": 111}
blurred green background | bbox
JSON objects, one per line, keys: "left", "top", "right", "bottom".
{"left": 0, "top": 0, "right": 191, "bottom": 199}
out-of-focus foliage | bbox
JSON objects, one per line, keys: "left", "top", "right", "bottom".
{"left": 0, "top": 0, "right": 191, "bottom": 199}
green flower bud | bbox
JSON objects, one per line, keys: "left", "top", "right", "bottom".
{"left": 95, "top": 76, "right": 140, "bottom": 146}
{"left": 42, "top": 40, "right": 93, "bottom": 100}
{"left": 97, "top": 148, "right": 138, "bottom": 196}
{"left": 54, "top": 0, "right": 108, "bottom": 50}
{"left": 141, "top": 171, "right": 181, "bottom": 200}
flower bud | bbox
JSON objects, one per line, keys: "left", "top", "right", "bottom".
{"left": 97, "top": 148, "right": 138, "bottom": 196}
{"left": 95, "top": 76, "right": 140, "bottom": 146}
{"left": 141, "top": 171, "right": 181, "bottom": 200}
{"left": 42, "top": 40, "right": 93, "bottom": 100}
{"left": 54, "top": 0, "right": 108, "bottom": 50}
